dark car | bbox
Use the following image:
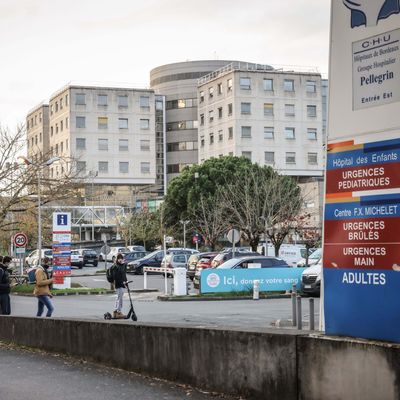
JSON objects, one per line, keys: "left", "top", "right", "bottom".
{"left": 187, "top": 252, "right": 218, "bottom": 280}
{"left": 127, "top": 250, "right": 165, "bottom": 275}
{"left": 211, "top": 249, "right": 260, "bottom": 268}
{"left": 125, "top": 251, "right": 148, "bottom": 272}
{"left": 80, "top": 249, "right": 99, "bottom": 267}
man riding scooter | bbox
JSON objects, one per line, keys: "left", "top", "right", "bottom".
{"left": 113, "top": 253, "right": 128, "bottom": 319}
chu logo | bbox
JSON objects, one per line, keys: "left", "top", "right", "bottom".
{"left": 343, "top": 0, "right": 400, "bottom": 28}
{"left": 206, "top": 273, "right": 220, "bottom": 288}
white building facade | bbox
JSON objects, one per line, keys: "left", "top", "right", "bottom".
{"left": 197, "top": 63, "right": 324, "bottom": 178}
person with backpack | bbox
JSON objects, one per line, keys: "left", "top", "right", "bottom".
{"left": 0, "top": 256, "right": 12, "bottom": 315}
{"left": 34, "top": 257, "right": 54, "bottom": 317}
{"left": 111, "top": 253, "right": 128, "bottom": 319}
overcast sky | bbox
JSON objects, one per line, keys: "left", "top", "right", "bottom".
{"left": 0, "top": 0, "right": 330, "bottom": 128}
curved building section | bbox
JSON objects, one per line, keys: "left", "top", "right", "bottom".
{"left": 150, "top": 60, "right": 238, "bottom": 182}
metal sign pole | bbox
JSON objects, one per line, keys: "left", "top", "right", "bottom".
{"left": 163, "top": 234, "right": 167, "bottom": 294}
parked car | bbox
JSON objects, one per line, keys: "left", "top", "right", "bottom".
{"left": 187, "top": 252, "right": 218, "bottom": 280}
{"left": 211, "top": 249, "right": 259, "bottom": 268}
{"left": 297, "top": 248, "right": 322, "bottom": 268}
{"left": 167, "top": 248, "right": 199, "bottom": 255}
{"left": 301, "top": 260, "right": 322, "bottom": 296}
{"left": 77, "top": 248, "right": 99, "bottom": 267}
{"left": 127, "top": 245, "right": 146, "bottom": 252}
{"left": 161, "top": 253, "right": 191, "bottom": 277}
{"left": 128, "top": 250, "right": 165, "bottom": 275}
{"left": 25, "top": 249, "right": 53, "bottom": 267}
{"left": 194, "top": 255, "right": 289, "bottom": 289}
{"left": 70, "top": 250, "right": 84, "bottom": 269}
{"left": 125, "top": 251, "right": 148, "bottom": 272}
{"left": 99, "top": 246, "right": 129, "bottom": 262}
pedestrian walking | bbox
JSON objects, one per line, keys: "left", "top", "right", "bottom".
{"left": 112, "top": 253, "right": 128, "bottom": 319}
{"left": 34, "top": 257, "right": 54, "bottom": 317}
{"left": 0, "top": 256, "right": 12, "bottom": 315}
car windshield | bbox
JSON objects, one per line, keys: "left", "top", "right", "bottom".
{"left": 142, "top": 250, "right": 163, "bottom": 260}
{"left": 309, "top": 248, "right": 322, "bottom": 259}
{"left": 83, "top": 250, "right": 97, "bottom": 255}
{"left": 44, "top": 250, "right": 52, "bottom": 256}
{"left": 217, "top": 258, "right": 243, "bottom": 269}
{"left": 71, "top": 250, "right": 79, "bottom": 255}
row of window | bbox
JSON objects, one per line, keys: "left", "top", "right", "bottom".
{"left": 50, "top": 117, "right": 69, "bottom": 136}
{"left": 199, "top": 78, "right": 317, "bottom": 101}
{"left": 166, "top": 98, "right": 197, "bottom": 110}
{"left": 27, "top": 111, "right": 43, "bottom": 129}
{"left": 200, "top": 103, "right": 317, "bottom": 124}
{"left": 74, "top": 93, "right": 151, "bottom": 108}
{"left": 50, "top": 139, "right": 69, "bottom": 156}
{"left": 76, "top": 161, "right": 151, "bottom": 174}
{"left": 200, "top": 126, "right": 318, "bottom": 145}
{"left": 50, "top": 94, "right": 69, "bottom": 115}
{"left": 28, "top": 132, "right": 43, "bottom": 148}
{"left": 75, "top": 116, "right": 150, "bottom": 130}
{"left": 167, "top": 141, "right": 198, "bottom": 152}
{"left": 166, "top": 120, "right": 198, "bottom": 131}
{"left": 166, "top": 163, "right": 192, "bottom": 174}
{"left": 241, "top": 151, "right": 318, "bottom": 166}
{"left": 76, "top": 138, "right": 150, "bottom": 152}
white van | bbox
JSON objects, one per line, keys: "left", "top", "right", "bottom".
{"left": 297, "top": 248, "right": 322, "bottom": 267}
{"left": 259, "top": 244, "right": 307, "bottom": 267}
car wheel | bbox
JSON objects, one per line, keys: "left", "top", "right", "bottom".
{"left": 189, "top": 276, "right": 194, "bottom": 281}
{"left": 99, "top": 255, "right": 104, "bottom": 262}
{"left": 78, "top": 263, "right": 83, "bottom": 269}
{"left": 93, "top": 261, "right": 98, "bottom": 267}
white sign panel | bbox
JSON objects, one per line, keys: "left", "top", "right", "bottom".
{"left": 53, "top": 212, "right": 71, "bottom": 232}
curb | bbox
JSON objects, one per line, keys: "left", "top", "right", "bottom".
{"left": 12, "top": 288, "right": 159, "bottom": 297}
{"left": 157, "top": 294, "right": 291, "bottom": 301}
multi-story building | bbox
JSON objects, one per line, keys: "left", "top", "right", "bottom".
{"left": 26, "top": 84, "right": 166, "bottom": 206}
{"left": 150, "top": 60, "right": 238, "bottom": 183}
{"left": 26, "top": 103, "right": 50, "bottom": 161}
{"left": 197, "top": 62, "right": 324, "bottom": 178}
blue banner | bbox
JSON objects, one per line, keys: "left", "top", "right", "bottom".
{"left": 200, "top": 268, "right": 304, "bottom": 294}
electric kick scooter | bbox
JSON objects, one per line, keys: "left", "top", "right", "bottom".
{"left": 104, "top": 280, "right": 138, "bottom": 321}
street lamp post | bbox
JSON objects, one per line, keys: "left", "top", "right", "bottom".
{"left": 180, "top": 220, "right": 190, "bottom": 248}
{"left": 18, "top": 156, "right": 60, "bottom": 261}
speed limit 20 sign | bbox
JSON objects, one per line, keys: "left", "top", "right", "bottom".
{"left": 14, "top": 232, "right": 28, "bottom": 248}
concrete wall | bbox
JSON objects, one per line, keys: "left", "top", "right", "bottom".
{"left": 1, "top": 316, "right": 400, "bottom": 399}
{"left": 0, "top": 317, "right": 297, "bottom": 400}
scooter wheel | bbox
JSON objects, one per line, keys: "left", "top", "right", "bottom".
{"left": 104, "top": 312, "right": 112, "bottom": 320}
{"left": 132, "top": 313, "right": 138, "bottom": 322}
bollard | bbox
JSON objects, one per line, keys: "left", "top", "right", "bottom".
{"left": 253, "top": 280, "right": 260, "bottom": 300}
{"left": 170, "top": 283, "right": 174, "bottom": 295}
{"left": 291, "top": 284, "right": 297, "bottom": 326}
{"left": 297, "top": 295, "right": 302, "bottom": 330}
{"left": 144, "top": 271, "right": 147, "bottom": 290}
{"left": 309, "top": 298, "right": 315, "bottom": 331}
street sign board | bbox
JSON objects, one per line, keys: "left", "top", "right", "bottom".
{"left": 226, "top": 229, "right": 240, "bottom": 244}
{"left": 324, "top": 1, "right": 400, "bottom": 343}
{"left": 13, "top": 232, "right": 28, "bottom": 248}
{"left": 15, "top": 247, "right": 26, "bottom": 254}
{"left": 52, "top": 212, "right": 71, "bottom": 289}
{"left": 192, "top": 233, "right": 201, "bottom": 244}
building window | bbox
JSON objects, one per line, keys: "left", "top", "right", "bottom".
{"left": 218, "top": 130, "right": 223, "bottom": 142}
{"left": 119, "top": 162, "right": 129, "bottom": 173}
{"left": 227, "top": 78, "right": 233, "bottom": 92}
{"left": 209, "top": 133, "right": 214, "bottom": 145}
{"left": 119, "top": 139, "right": 129, "bottom": 151}
{"left": 118, "top": 118, "right": 128, "bottom": 129}
{"left": 264, "top": 127, "right": 274, "bottom": 139}
{"left": 76, "top": 116, "right": 86, "bottom": 128}
{"left": 286, "top": 152, "right": 296, "bottom": 164}
{"left": 263, "top": 79, "right": 273, "bottom": 91}
{"left": 284, "top": 79, "right": 295, "bottom": 92}
{"left": 200, "top": 136, "right": 205, "bottom": 147}
{"left": 242, "top": 151, "right": 252, "bottom": 160}
{"left": 50, "top": 105, "right": 53, "bottom": 115}
{"left": 75, "top": 93, "right": 86, "bottom": 105}
{"left": 118, "top": 95, "right": 128, "bottom": 107}
{"left": 55, "top": 102, "right": 58, "bottom": 112}
{"left": 306, "top": 80, "right": 317, "bottom": 93}
{"left": 98, "top": 117, "right": 108, "bottom": 129}
{"left": 241, "top": 102, "right": 251, "bottom": 115}
{"left": 240, "top": 77, "right": 251, "bottom": 90}
{"left": 241, "top": 126, "right": 252, "bottom": 138}
{"left": 264, "top": 103, "right": 274, "bottom": 116}
{"left": 55, "top": 123, "right": 58, "bottom": 134}
{"left": 308, "top": 152, "right": 318, "bottom": 164}
{"left": 66, "top": 117, "right": 69, "bottom": 129}
{"left": 209, "top": 110, "right": 214, "bottom": 122}
{"left": 209, "top": 87, "right": 214, "bottom": 98}
{"left": 60, "top": 142, "right": 64, "bottom": 153}
{"left": 200, "top": 91, "right": 205, "bottom": 102}
{"left": 228, "top": 127, "right": 233, "bottom": 139}
{"left": 218, "top": 107, "right": 223, "bottom": 118}
{"left": 65, "top": 94, "right": 69, "bottom": 106}
{"left": 76, "top": 161, "right": 86, "bottom": 174}
{"left": 285, "top": 127, "right": 295, "bottom": 139}
{"left": 228, "top": 103, "right": 233, "bottom": 116}
{"left": 217, "top": 83, "right": 222, "bottom": 94}
{"left": 307, "top": 105, "right": 317, "bottom": 117}
{"left": 140, "top": 96, "right": 150, "bottom": 108}
{"left": 156, "top": 99, "right": 163, "bottom": 110}
{"left": 140, "top": 140, "right": 150, "bottom": 151}
{"left": 76, "top": 138, "right": 86, "bottom": 150}
{"left": 98, "top": 138, "right": 108, "bottom": 151}
{"left": 307, "top": 128, "right": 317, "bottom": 140}
{"left": 141, "top": 162, "right": 150, "bottom": 174}
{"left": 140, "top": 119, "right": 150, "bottom": 129}
{"left": 66, "top": 139, "right": 69, "bottom": 150}
{"left": 39, "top": 132, "right": 42, "bottom": 142}
{"left": 98, "top": 94, "right": 108, "bottom": 106}
{"left": 285, "top": 104, "right": 295, "bottom": 116}
{"left": 200, "top": 114, "right": 204, "bottom": 125}
{"left": 98, "top": 161, "right": 108, "bottom": 173}
{"left": 265, "top": 152, "right": 275, "bottom": 164}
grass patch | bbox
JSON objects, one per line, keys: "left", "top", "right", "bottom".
{"left": 11, "top": 284, "right": 109, "bottom": 295}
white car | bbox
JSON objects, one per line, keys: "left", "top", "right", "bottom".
{"left": 301, "top": 261, "right": 322, "bottom": 296}
{"left": 297, "top": 248, "right": 322, "bottom": 268}
{"left": 25, "top": 249, "right": 53, "bottom": 267}
{"left": 99, "top": 246, "right": 129, "bottom": 262}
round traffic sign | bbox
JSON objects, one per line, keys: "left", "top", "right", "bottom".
{"left": 226, "top": 229, "right": 240, "bottom": 244}
{"left": 14, "top": 232, "right": 28, "bottom": 248}
{"left": 192, "top": 233, "right": 201, "bottom": 244}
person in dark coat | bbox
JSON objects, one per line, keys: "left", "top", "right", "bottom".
{"left": 0, "top": 256, "right": 12, "bottom": 315}
{"left": 112, "top": 253, "right": 127, "bottom": 318}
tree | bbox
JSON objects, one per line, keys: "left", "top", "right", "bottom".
{"left": 220, "top": 163, "right": 303, "bottom": 252}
